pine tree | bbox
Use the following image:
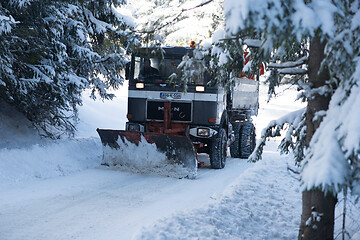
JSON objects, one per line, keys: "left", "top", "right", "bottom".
{"left": 0, "top": 3, "right": 15, "bottom": 89}
{"left": 221, "top": 0, "right": 360, "bottom": 239}
{"left": 0, "top": 0, "right": 139, "bottom": 137}
{"left": 127, "top": 0, "right": 223, "bottom": 46}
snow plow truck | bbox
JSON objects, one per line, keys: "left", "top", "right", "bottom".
{"left": 97, "top": 46, "right": 260, "bottom": 179}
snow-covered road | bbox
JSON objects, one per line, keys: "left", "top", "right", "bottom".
{"left": 0, "top": 156, "right": 253, "bottom": 240}
{"left": 1, "top": 82, "right": 317, "bottom": 239}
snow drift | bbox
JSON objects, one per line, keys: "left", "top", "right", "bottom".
{"left": 0, "top": 138, "right": 102, "bottom": 187}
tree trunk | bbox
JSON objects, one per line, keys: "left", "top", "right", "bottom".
{"left": 298, "top": 37, "right": 337, "bottom": 240}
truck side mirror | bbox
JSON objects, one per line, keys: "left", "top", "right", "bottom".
{"left": 125, "top": 62, "right": 130, "bottom": 80}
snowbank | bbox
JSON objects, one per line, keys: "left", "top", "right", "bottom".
{"left": 0, "top": 87, "right": 128, "bottom": 188}
{"left": 0, "top": 138, "right": 102, "bottom": 187}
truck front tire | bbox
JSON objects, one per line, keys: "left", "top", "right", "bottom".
{"left": 209, "top": 128, "right": 227, "bottom": 169}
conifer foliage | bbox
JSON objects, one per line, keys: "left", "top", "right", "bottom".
{"left": 222, "top": 0, "right": 360, "bottom": 238}
{"left": 223, "top": 0, "right": 360, "bottom": 198}
{"left": 0, "top": 0, "right": 138, "bottom": 137}
{"left": 128, "top": 0, "right": 223, "bottom": 46}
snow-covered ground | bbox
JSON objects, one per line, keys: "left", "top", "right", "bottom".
{"left": 0, "top": 82, "right": 359, "bottom": 240}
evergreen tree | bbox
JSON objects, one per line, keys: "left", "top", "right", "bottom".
{"left": 128, "top": 0, "right": 223, "bottom": 46}
{"left": 221, "top": 0, "right": 360, "bottom": 239}
{"left": 0, "top": 0, "right": 139, "bottom": 137}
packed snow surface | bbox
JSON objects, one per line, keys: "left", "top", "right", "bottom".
{"left": 135, "top": 147, "right": 301, "bottom": 240}
{"left": 1, "top": 82, "right": 359, "bottom": 239}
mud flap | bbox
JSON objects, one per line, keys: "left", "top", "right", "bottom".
{"left": 96, "top": 129, "right": 197, "bottom": 179}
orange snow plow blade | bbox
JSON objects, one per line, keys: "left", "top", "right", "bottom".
{"left": 96, "top": 129, "right": 197, "bottom": 179}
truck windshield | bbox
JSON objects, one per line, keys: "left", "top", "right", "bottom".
{"left": 133, "top": 55, "right": 210, "bottom": 85}
{"left": 134, "top": 56, "right": 181, "bottom": 83}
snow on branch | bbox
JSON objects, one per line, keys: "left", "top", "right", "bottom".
{"left": 84, "top": 8, "right": 114, "bottom": 34}
{"left": 244, "top": 39, "right": 261, "bottom": 48}
{"left": 278, "top": 68, "right": 307, "bottom": 75}
{"left": 135, "top": 0, "right": 214, "bottom": 34}
{"left": 249, "top": 107, "right": 307, "bottom": 163}
{"left": 20, "top": 64, "right": 53, "bottom": 84}
{"left": 297, "top": 80, "right": 332, "bottom": 100}
{"left": 268, "top": 56, "right": 308, "bottom": 68}
{"left": 224, "top": 0, "right": 337, "bottom": 46}
{"left": 0, "top": 15, "right": 15, "bottom": 35}
{"left": 301, "top": 80, "right": 360, "bottom": 194}
{"left": 266, "top": 57, "right": 308, "bottom": 76}
{"left": 112, "top": 6, "right": 136, "bottom": 29}
{"left": 0, "top": 0, "right": 136, "bottom": 138}
{"left": 9, "top": 0, "right": 33, "bottom": 8}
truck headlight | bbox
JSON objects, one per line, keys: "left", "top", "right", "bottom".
{"left": 189, "top": 127, "right": 216, "bottom": 138}
{"left": 195, "top": 85, "right": 205, "bottom": 92}
{"left": 136, "top": 82, "right": 144, "bottom": 89}
{"left": 197, "top": 128, "right": 210, "bottom": 137}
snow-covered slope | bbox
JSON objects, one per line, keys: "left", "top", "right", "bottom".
{"left": 0, "top": 82, "right": 128, "bottom": 187}
{"left": 0, "top": 98, "right": 103, "bottom": 188}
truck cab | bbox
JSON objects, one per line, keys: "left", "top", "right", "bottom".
{"left": 125, "top": 46, "right": 258, "bottom": 169}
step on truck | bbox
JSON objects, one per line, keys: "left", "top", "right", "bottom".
{"left": 97, "top": 46, "right": 260, "bottom": 179}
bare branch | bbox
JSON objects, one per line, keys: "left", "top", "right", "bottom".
{"left": 217, "top": 34, "right": 252, "bottom": 42}
{"left": 287, "top": 166, "right": 300, "bottom": 175}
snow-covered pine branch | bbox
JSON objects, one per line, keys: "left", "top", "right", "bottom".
{"left": 0, "top": 0, "right": 139, "bottom": 138}
{"left": 278, "top": 68, "right": 307, "bottom": 75}
{"left": 0, "top": 11, "right": 16, "bottom": 87}
{"left": 224, "top": 0, "right": 360, "bottom": 190}
{"left": 301, "top": 62, "right": 360, "bottom": 195}
{"left": 268, "top": 56, "right": 307, "bottom": 68}
{"left": 127, "top": 0, "right": 223, "bottom": 46}
{"left": 249, "top": 107, "right": 306, "bottom": 164}
{"left": 133, "top": 0, "right": 215, "bottom": 35}
{"left": 0, "top": 14, "right": 15, "bottom": 35}
{"left": 171, "top": 43, "right": 210, "bottom": 91}
{"left": 244, "top": 39, "right": 262, "bottom": 48}
{"left": 223, "top": 0, "right": 360, "bottom": 237}
{"left": 268, "top": 56, "right": 308, "bottom": 76}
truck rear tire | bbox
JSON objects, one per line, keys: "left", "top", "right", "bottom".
{"left": 230, "top": 122, "right": 242, "bottom": 158}
{"left": 209, "top": 128, "right": 227, "bottom": 169}
{"left": 239, "top": 121, "right": 256, "bottom": 159}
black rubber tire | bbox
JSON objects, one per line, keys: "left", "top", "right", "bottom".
{"left": 239, "top": 121, "right": 256, "bottom": 159}
{"left": 209, "top": 128, "right": 227, "bottom": 169}
{"left": 229, "top": 122, "right": 242, "bottom": 158}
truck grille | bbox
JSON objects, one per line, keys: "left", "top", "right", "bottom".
{"left": 146, "top": 101, "right": 192, "bottom": 122}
